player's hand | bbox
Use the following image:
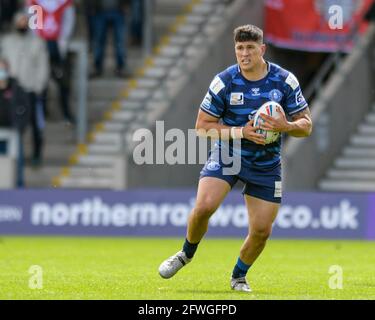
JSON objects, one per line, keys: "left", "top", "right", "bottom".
{"left": 259, "top": 106, "right": 291, "bottom": 133}
{"left": 242, "top": 120, "right": 266, "bottom": 145}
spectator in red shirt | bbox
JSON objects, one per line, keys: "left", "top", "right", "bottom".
{"left": 27, "top": 0, "right": 76, "bottom": 124}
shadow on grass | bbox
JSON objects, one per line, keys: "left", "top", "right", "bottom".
{"left": 175, "top": 289, "right": 257, "bottom": 295}
{"left": 175, "top": 289, "right": 293, "bottom": 299}
{"left": 175, "top": 289, "right": 229, "bottom": 294}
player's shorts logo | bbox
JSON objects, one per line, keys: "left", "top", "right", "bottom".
{"left": 269, "top": 89, "right": 283, "bottom": 103}
{"left": 230, "top": 92, "right": 244, "bottom": 105}
{"left": 274, "top": 181, "right": 282, "bottom": 198}
{"left": 206, "top": 161, "right": 221, "bottom": 171}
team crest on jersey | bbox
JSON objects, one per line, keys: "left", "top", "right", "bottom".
{"left": 230, "top": 92, "right": 244, "bottom": 105}
{"left": 269, "top": 89, "right": 283, "bottom": 103}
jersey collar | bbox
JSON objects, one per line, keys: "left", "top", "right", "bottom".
{"left": 237, "top": 61, "right": 271, "bottom": 85}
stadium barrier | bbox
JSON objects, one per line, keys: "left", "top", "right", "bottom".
{"left": 0, "top": 129, "right": 18, "bottom": 189}
{"left": 68, "top": 40, "right": 88, "bottom": 144}
{"left": 0, "top": 189, "right": 374, "bottom": 239}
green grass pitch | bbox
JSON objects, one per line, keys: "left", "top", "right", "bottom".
{"left": 1, "top": 237, "right": 374, "bottom": 300}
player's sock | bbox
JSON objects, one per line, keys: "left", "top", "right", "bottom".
{"left": 182, "top": 238, "right": 200, "bottom": 259}
{"left": 232, "top": 257, "right": 252, "bottom": 279}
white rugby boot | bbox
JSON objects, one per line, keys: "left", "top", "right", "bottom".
{"left": 158, "top": 251, "right": 191, "bottom": 279}
{"left": 230, "top": 277, "right": 252, "bottom": 292}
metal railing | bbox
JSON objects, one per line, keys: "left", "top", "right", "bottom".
{"left": 0, "top": 128, "right": 19, "bottom": 189}
{"left": 143, "top": 0, "right": 154, "bottom": 57}
{"left": 69, "top": 40, "right": 88, "bottom": 144}
{"left": 0, "top": 128, "right": 18, "bottom": 158}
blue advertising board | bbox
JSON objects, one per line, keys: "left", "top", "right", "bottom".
{"left": 0, "top": 190, "right": 373, "bottom": 239}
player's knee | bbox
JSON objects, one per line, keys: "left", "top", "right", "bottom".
{"left": 193, "top": 202, "right": 217, "bottom": 220}
{"left": 250, "top": 226, "right": 272, "bottom": 241}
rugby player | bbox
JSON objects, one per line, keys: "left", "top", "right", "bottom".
{"left": 158, "top": 25, "right": 312, "bottom": 292}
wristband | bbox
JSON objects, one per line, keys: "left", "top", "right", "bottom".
{"left": 230, "top": 127, "right": 244, "bottom": 139}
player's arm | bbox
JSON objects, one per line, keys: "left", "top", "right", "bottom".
{"left": 195, "top": 109, "right": 266, "bottom": 145}
{"left": 286, "top": 107, "right": 313, "bottom": 137}
{"left": 260, "top": 106, "right": 312, "bottom": 138}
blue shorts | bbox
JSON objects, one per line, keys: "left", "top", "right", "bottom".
{"left": 200, "top": 151, "right": 282, "bottom": 204}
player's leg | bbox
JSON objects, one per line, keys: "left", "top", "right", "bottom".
{"left": 186, "top": 177, "right": 231, "bottom": 243}
{"left": 231, "top": 196, "right": 279, "bottom": 292}
{"left": 230, "top": 163, "right": 281, "bottom": 292}
{"left": 159, "top": 177, "right": 232, "bottom": 279}
{"left": 238, "top": 195, "right": 279, "bottom": 271}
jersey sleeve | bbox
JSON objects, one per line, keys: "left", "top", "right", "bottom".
{"left": 283, "top": 72, "right": 308, "bottom": 116}
{"left": 199, "top": 75, "right": 226, "bottom": 118}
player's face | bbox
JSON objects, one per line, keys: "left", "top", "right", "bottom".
{"left": 235, "top": 41, "right": 265, "bottom": 72}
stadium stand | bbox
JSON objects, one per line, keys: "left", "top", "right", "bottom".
{"left": 283, "top": 23, "right": 375, "bottom": 191}
{"left": 318, "top": 3, "right": 375, "bottom": 192}
{"left": 50, "top": 0, "right": 215, "bottom": 189}
{"left": 22, "top": 0, "right": 190, "bottom": 188}
{"left": 319, "top": 102, "right": 375, "bottom": 191}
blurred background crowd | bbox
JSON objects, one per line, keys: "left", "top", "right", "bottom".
{"left": 0, "top": 0, "right": 144, "bottom": 187}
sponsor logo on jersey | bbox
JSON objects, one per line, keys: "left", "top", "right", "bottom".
{"left": 209, "top": 76, "right": 225, "bottom": 95}
{"left": 201, "top": 92, "right": 212, "bottom": 109}
{"left": 269, "top": 89, "right": 283, "bottom": 103}
{"left": 285, "top": 73, "right": 299, "bottom": 90}
{"left": 251, "top": 88, "right": 260, "bottom": 96}
{"left": 230, "top": 92, "right": 244, "bottom": 105}
{"left": 295, "top": 89, "right": 306, "bottom": 106}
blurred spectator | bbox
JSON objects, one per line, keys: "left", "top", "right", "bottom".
{"left": 130, "top": 0, "right": 143, "bottom": 46}
{"left": 1, "top": 12, "right": 50, "bottom": 167}
{"left": 0, "top": 58, "right": 31, "bottom": 187}
{"left": 0, "top": 0, "right": 20, "bottom": 31}
{"left": 365, "top": 1, "right": 375, "bottom": 21}
{"left": 27, "top": 0, "right": 76, "bottom": 124}
{"left": 82, "top": 0, "right": 96, "bottom": 52}
{"left": 91, "top": 0, "right": 130, "bottom": 78}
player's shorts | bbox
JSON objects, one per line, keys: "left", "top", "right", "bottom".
{"left": 200, "top": 149, "right": 282, "bottom": 204}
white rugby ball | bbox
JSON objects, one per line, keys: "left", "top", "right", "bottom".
{"left": 253, "top": 101, "right": 285, "bottom": 144}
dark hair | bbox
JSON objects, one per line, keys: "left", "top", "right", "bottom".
{"left": 233, "top": 25, "right": 263, "bottom": 43}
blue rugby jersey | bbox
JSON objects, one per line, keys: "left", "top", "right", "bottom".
{"left": 200, "top": 62, "right": 308, "bottom": 169}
